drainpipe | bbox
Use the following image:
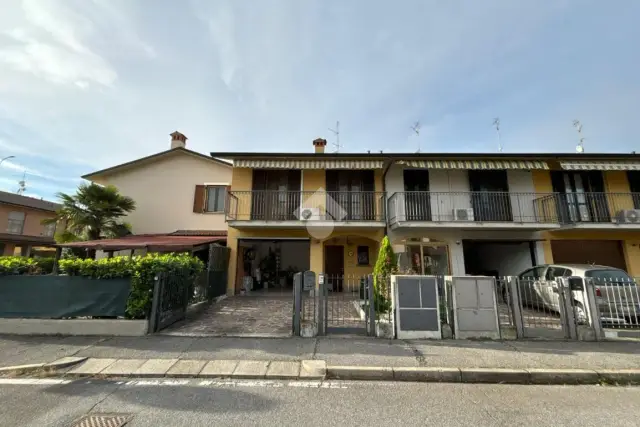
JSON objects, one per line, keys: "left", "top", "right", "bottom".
{"left": 381, "top": 157, "right": 394, "bottom": 237}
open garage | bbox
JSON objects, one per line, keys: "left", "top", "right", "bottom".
{"left": 551, "top": 240, "right": 627, "bottom": 271}
{"left": 463, "top": 240, "right": 536, "bottom": 277}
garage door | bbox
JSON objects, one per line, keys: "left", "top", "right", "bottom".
{"left": 551, "top": 240, "right": 627, "bottom": 271}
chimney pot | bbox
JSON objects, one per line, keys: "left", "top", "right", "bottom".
{"left": 313, "top": 138, "right": 327, "bottom": 154}
{"left": 170, "top": 131, "right": 187, "bottom": 149}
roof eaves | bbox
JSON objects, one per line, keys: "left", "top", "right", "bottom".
{"left": 82, "top": 148, "right": 231, "bottom": 180}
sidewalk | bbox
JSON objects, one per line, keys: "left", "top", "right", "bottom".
{"left": 1, "top": 334, "right": 639, "bottom": 372}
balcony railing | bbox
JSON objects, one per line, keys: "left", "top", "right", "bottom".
{"left": 388, "top": 191, "right": 559, "bottom": 224}
{"left": 388, "top": 191, "right": 640, "bottom": 225}
{"left": 534, "top": 192, "right": 640, "bottom": 225}
{"left": 227, "top": 190, "right": 386, "bottom": 222}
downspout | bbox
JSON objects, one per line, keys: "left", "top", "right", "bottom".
{"left": 381, "top": 157, "right": 394, "bottom": 237}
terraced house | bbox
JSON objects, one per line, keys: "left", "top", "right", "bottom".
{"left": 216, "top": 139, "right": 386, "bottom": 295}
{"left": 386, "top": 153, "right": 640, "bottom": 278}
{"left": 218, "top": 144, "right": 640, "bottom": 294}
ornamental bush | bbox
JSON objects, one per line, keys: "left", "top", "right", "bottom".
{"left": 372, "top": 236, "right": 397, "bottom": 315}
{"left": 0, "top": 256, "right": 55, "bottom": 276}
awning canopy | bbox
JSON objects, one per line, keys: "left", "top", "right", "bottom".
{"left": 559, "top": 161, "right": 640, "bottom": 171}
{"left": 58, "top": 234, "right": 226, "bottom": 252}
{"left": 234, "top": 159, "right": 384, "bottom": 169}
{"left": 396, "top": 159, "right": 549, "bottom": 170}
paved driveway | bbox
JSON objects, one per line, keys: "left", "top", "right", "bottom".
{"left": 163, "top": 295, "right": 294, "bottom": 337}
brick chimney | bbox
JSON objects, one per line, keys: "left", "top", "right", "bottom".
{"left": 170, "top": 131, "right": 187, "bottom": 149}
{"left": 313, "top": 138, "right": 327, "bottom": 154}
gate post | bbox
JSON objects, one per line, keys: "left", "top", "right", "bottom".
{"left": 508, "top": 277, "right": 525, "bottom": 338}
{"left": 558, "top": 278, "right": 578, "bottom": 340}
{"left": 318, "top": 273, "right": 326, "bottom": 336}
{"left": 583, "top": 278, "right": 604, "bottom": 341}
{"left": 367, "top": 275, "right": 376, "bottom": 336}
{"left": 148, "top": 274, "right": 162, "bottom": 334}
{"left": 293, "top": 272, "right": 302, "bottom": 336}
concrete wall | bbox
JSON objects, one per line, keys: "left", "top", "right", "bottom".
{"left": 0, "top": 318, "right": 148, "bottom": 336}
{"left": 507, "top": 170, "right": 537, "bottom": 221}
{"left": 93, "top": 152, "right": 232, "bottom": 234}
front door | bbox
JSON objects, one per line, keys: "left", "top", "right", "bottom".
{"left": 325, "top": 245, "right": 344, "bottom": 291}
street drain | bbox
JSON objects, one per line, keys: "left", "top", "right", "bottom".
{"left": 69, "top": 413, "right": 132, "bottom": 427}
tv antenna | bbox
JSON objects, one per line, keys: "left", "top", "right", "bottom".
{"left": 410, "top": 121, "right": 421, "bottom": 152}
{"left": 328, "top": 121, "right": 341, "bottom": 152}
{"left": 573, "top": 120, "right": 585, "bottom": 153}
{"left": 17, "top": 171, "right": 27, "bottom": 195}
{"left": 493, "top": 117, "right": 503, "bottom": 152}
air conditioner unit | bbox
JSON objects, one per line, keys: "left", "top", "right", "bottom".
{"left": 453, "top": 208, "right": 474, "bottom": 221}
{"left": 298, "top": 207, "right": 321, "bottom": 221}
{"left": 616, "top": 209, "right": 640, "bottom": 224}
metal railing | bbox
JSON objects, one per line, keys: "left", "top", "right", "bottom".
{"left": 388, "top": 191, "right": 558, "bottom": 223}
{"left": 534, "top": 192, "right": 640, "bottom": 224}
{"left": 388, "top": 191, "right": 640, "bottom": 226}
{"left": 227, "top": 190, "right": 386, "bottom": 222}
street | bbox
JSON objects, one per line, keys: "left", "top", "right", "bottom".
{"left": 0, "top": 378, "right": 639, "bottom": 427}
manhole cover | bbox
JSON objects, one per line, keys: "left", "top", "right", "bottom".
{"left": 70, "top": 413, "right": 132, "bottom": 427}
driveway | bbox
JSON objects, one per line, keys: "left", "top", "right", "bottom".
{"left": 163, "top": 294, "right": 294, "bottom": 337}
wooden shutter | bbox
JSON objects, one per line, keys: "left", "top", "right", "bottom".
{"left": 193, "top": 185, "right": 206, "bottom": 213}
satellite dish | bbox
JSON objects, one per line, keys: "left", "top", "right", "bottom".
{"left": 576, "top": 145, "right": 584, "bottom": 153}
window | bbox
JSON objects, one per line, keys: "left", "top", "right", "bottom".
{"left": 519, "top": 266, "right": 546, "bottom": 279}
{"left": 585, "top": 269, "right": 634, "bottom": 285}
{"left": 7, "top": 211, "right": 25, "bottom": 234}
{"left": 43, "top": 222, "right": 56, "bottom": 237}
{"left": 545, "top": 267, "right": 569, "bottom": 280}
{"left": 357, "top": 246, "right": 369, "bottom": 266}
{"left": 205, "top": 186, "right": 226, "bottom": 213}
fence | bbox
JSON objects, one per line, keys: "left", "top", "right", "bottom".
{"left": 0, "top": 275, "right": 131, "bottom": 318}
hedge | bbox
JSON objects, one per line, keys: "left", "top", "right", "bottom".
{"left": 59, "top": 254, "right": 205, "bottom": 319}
{"left": 0, "top": 256, "right": 55, "bottom": 276}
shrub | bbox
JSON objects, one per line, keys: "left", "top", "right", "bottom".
{"left": 59, "top": 253, "right": 204, "bottom": 319}
{"left": 0, "top": 256, "right": 38, "bottom": 276}
{"left": 372, "top": 236, "right": 397, "bottom": 315}
{"left": 0, "top": 256, "right": 58, "bottom": 276}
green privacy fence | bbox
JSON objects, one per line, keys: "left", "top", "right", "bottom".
{"left": 0, "top": 275, "right": 131, "bottom": 318}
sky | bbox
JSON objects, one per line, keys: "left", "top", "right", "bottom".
{"left": 0, "top": 0, "right": 639, "bottom": 201}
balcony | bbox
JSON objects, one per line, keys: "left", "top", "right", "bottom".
{"left": 534, "top": 192, "right": 640, "bottom": 228}
{"left": 387, "top": 191, "right": 561, "bottom": 230}
{"left": 226, "top": 190, "right": 386, "bottom": 228}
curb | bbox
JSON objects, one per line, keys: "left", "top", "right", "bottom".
{"left": 326, "top": 366, "right": 640, "bottom": 385}
{"left": 0, "top": 357, "right": 87, "bottom": 376}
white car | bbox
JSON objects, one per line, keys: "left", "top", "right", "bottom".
{"left": 515, "top": 264, "right": 640, "bottom": 326}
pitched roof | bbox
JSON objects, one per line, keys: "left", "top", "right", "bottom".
{"left": 0, "top": 190, "right": 60, "bottom": 212}
{"left": 82, "top": 147, "right": 232, "bottom": 180}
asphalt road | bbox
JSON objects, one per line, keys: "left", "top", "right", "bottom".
{"left": 0, "top": 378, "right": 639, "bottom": 427}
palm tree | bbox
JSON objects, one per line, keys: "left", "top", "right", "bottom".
{"left": 44, "top": 184, "right": 136, "bottom": 250}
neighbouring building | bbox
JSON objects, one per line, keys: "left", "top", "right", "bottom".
{"left": 82, "top": 131, "right": 232, "bottom": 238}
{"left": 385, "top": 153, "right": 640, "bottom": 278}
{"left": 214, "top": 139, "right": 387, "bottom": 295}
{"left": 0, "top": 190, "right": 60, "bottom": 256}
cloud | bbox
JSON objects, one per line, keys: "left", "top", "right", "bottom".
{"left": 0, "top": 0, "right": 639, "bottom": 201}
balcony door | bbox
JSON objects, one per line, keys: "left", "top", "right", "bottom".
{"left": 627, "top": 171, "right": 640, "bottom": 209}
{"left": 251, "top": 170, "right": 301, "bottom": 220}
{"left": 551, "top": 171, "right": 609, "bottom": 223}
{"left": 403, "top": 169, "right": 430, "bottom": 220}
{"left": 326, "top": 170, "right": 375, "bottom": 221}
{"left": 468, "top": 170, "right": 513, "bottom": 221}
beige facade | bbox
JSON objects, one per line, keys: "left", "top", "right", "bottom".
{"left": 0, "top": 201, "right": 58, "bottom": 256}
{"left": 89, "top": 152, "right": 232, "bottom": 235}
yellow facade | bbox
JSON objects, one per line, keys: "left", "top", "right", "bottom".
{"left": 226, "top": 167, "right": 385, "bottom": 294}
{"left": 531, "top": 170, "right": 640, "bottom": 276}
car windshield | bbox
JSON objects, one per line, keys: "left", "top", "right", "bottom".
{"left": 585, "top": 269, "right": 634, "bottom": 285}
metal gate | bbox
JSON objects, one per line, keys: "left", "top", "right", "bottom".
{"left": 320, "top": 274, "right": 375, "bottom": 335}
{"left": 501, "top": 276, "right": 578, "bottom": 339}
{"left": 149, "top": 271, "right": 192, "bottom": 332}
